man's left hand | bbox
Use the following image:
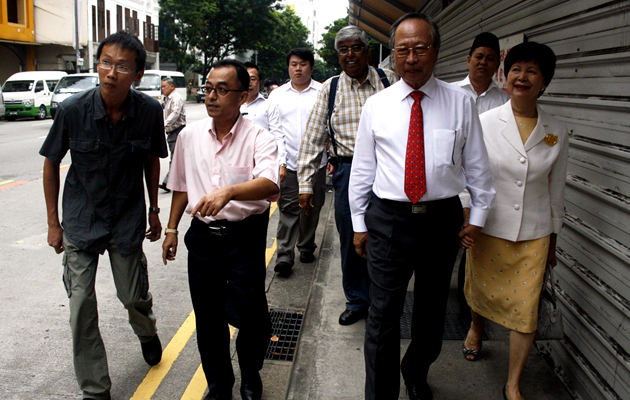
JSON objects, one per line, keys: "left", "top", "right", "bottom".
{"left": 458, "top": 224, "right": 482, "bottom": 249}
{"left": 354, "top": 232, "right": 369, "bottom": 259}
{"left": 146, "top": 212, "right": 162, "bottom": 241}
{"left": 191, "top": 187, "right": 232, "bottom": 217}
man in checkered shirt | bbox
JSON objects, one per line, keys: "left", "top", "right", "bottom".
{"left": 297, "top": 26, "right": 397, "bottom": 326}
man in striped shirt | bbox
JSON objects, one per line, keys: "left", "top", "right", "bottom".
{"left": 297, "top": 26, "right": 397, "bottom": 326}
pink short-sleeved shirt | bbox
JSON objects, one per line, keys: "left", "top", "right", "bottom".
{"left": 167, "top": 114, "right": 280, "bottom": 222}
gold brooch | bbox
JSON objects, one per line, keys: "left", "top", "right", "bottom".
{"left": 545, "top": 134, "right": 558, "bottom": 147}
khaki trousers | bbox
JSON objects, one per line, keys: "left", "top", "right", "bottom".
{"left": 62, "top": 234, "right": 157, "bottom": 399}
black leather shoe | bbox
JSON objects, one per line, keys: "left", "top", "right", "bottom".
{"left": 406, "top": 380, "right": 433, "bottom": 400}
{"left": 274, "top": 261, "right": 292, "bottom": 276}
{"left": 299, "top": 251, "right": 315, "bottom": 263}
{"left": 141, "top": 334, "right": 162, "bottom": 366}
{"left": 158, "top": 183, "right": 170, "bottom": 193}
{"left": 203, "top": 392, "right": 232, "bottom": 400}
{"left": 240, "top": 372, "right": 263, "bottom": 400}
{"left": 338, "top": 309, "right": 368, "bottom": 325}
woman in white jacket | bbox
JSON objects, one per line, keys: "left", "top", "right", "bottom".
{"left": 461, "top": 42, "right": 569, "bottom": 400}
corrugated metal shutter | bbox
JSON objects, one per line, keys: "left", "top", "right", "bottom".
{"left": 428, "top": 1, "right": 630, "bottom": 399}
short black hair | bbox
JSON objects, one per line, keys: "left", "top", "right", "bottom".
{"left": 96, "top": 31, "right": 147, "bottom": 71}
{"left": 212, "top": 59, "right": 250, "bottom": 91}
{"left": 286, "top": 48, "right": 314, "bottom": 68}
{"left": 389, "top": 12, "right": 440, "bottom": 54}
{"left": 263, "top": 78, "right": 278, "bottom": 90}
{"left": 504, "top": 42, "right": 556, "bottom": 93}
{"left": 244, "top": 62, "right": 263, "bottom": 81}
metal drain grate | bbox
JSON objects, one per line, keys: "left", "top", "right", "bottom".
{"left": 265, "top": 309, "right": 303, "bottom": 361}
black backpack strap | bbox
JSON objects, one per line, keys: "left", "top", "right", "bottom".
{"left": 376, "top": 68, "right": 390, "bottom": 88}
{"left": 328, "top": 76, "right": 340, "bottom": 157}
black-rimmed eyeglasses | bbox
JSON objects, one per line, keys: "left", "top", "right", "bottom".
{"left": 337, "top": 45, "right": 365, "bottom": 56}
{"left": 204, "top": 85, "right": 245, "bottom": 97}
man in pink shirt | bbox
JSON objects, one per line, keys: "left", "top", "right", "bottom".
{"left": 161, "top": 59, "right": 280, "bottom": 400}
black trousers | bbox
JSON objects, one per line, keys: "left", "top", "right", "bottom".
{"left": 364, "top": 195, "right": 463, "bottom": 400}
{"left": 185, "top": 210, "right": 271, "bottom": 394}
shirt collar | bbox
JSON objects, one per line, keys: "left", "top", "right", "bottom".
{"left": 285, "top": 78, "right": 319, "bottom": 94}
{"left": 463, "top": 74, "right": 502, "bottom": 96}
{"left": 93, "top": 86, "right": 136, "bottom": 120}
{"left": 209, "top": 112, "right": 244, "bottom": 140}
{"left": 399, "top": 74, "right": 437, "bottom": 101}
{"left": 340, "top": 66, "right": 379, "bottom": 90}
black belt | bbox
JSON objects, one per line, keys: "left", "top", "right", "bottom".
{"left": 191, "top": 211, "right": 266, "bottom": 237}
{"left": 375, "top": 195, "right": 460, "bottom": 214}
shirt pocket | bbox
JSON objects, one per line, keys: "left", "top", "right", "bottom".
{"left": 432, "top": 129, "right": 457, "bottom": 167}
{"left": 221, "top": 165, "right": 253, "bottom": 187}
{"left": 69, "top": 139, "right": 101, "bottom": 172}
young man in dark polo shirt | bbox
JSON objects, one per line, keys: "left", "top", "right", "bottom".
{"left": 40, "top": 32, "right": 168, "bottom": 400}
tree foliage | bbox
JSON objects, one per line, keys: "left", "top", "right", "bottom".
{"left": 255, "top": 8, "right": 311, "bottom": 85}
{"left": 159, "top": 0, "right": 278, "bottom": 82}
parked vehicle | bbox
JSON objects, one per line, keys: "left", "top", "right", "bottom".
{"left": 132, "top": 70, "right": 186, "bottom": 104}
{"left": 197, "top": 87, "right": 205, "bottom": 103}
{"left": 0, "top": 86, "right": 5, "bottom": 118}
{"left": 50, "top": 73, "right": 99, "bottom": 119}
{"left": 2, "top": 71, "right": 67, "bottom": 120}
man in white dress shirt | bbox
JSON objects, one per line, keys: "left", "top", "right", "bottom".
{"left": 453, "top": 32, "right": 509, "bottom": 114}
{"left": 240, "top": 62, "right": 274, "bottom": 130}
{"left": 159, "top": 77, "right": 186, "bottom": 192}
{"left": 349, "top": 13, "right": 495, "bottom": 400}
{"left": 267, "top": 48, "right": 326, "bottom": 276}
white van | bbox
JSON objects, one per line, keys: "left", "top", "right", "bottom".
{"left": 2, "top": 71, "right": 67, "bottom": 120}
{"left": 50, "top": 73, "right": 99, "bottom": 119}
{"left": 132, "top": 70, "right": 186, "bottom": 104}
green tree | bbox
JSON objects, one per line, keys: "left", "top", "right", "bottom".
{"left": 159, "top": 0, "right": 276, "bottom": 82}
{"left": 255, "top": 8, "right": 311, "bottom": 84}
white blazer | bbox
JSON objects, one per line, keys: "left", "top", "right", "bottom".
{"left": 479, "top": 100, "right": 569, "bottom": 242}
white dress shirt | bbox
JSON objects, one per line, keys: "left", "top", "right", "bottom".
{"left": 240, "top": 92, "right": 272, "bottom": 130}
{"left": 267, "top": 79, "right": 326, "bottom": 170}
{"left": 453, "top": 75, "right": 509, "bottom": 114}
{"left": 349, "top": 76, "right": 495, "bottom": 232}
{"left": 163, "top": 90, "right": 186, "bottom": 132}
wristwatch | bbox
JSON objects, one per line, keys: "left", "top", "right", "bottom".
{"left": 165, "top": 228, "right": 178, "bottom": 235}
{"left": 149, "top": 207, "right": 160, "bottom": 213}
{"left": 280, "top": 163, "right": 287, "bottom": 168}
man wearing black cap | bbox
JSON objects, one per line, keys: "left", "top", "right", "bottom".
{"left": 453, "top": 32, "right": 509, "bottom": 114}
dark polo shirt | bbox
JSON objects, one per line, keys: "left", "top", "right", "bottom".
{"left": 40, "top": 86, "right": 168, "bottom": 256}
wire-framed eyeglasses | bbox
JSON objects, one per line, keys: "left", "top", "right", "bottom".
{"left": 97, "top": 60, "right": 137, "bottom": 74}
{"left": 394, "top": 45, "right": 433, "bottom": 58}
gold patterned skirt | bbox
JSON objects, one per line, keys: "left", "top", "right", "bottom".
{"left": 464, "top": 233, "right": 550, "bottom": 333}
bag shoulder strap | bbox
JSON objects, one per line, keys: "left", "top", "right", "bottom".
{"left": 376, "top": 68, "right": 390, "bottom": 88}
{"left": 328, "top": 76, "right": 340, "bottom": 156}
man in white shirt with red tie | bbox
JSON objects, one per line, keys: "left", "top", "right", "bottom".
{"left": 349, "top": 13, "right": 495, "bottom": 400}
{"left": 267, "top": 48, "right": 327, "bottom": 276}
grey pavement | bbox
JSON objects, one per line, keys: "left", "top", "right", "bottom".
{"left": 267, "top": 189, "right": 574, "bottom": 400}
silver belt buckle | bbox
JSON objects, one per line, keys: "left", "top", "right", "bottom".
{"left": 411, "top": 204, "right": 426, "bottom": 214}
{"left": 209, "top": 226, "right": 227, "bottom": 236}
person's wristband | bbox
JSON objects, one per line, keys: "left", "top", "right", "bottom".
{"left": 165, "top": 228, "right": 178, "bottom": 235}
{"left": 149, "top": 207, "right": 160, "bottom": 213}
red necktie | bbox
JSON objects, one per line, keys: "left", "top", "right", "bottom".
{"left": 405, "top": 91, "right": 426, "bottom": 203}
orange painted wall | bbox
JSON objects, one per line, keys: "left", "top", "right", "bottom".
{"left": 0, "top": 0, "right": 35, "bottom": 43}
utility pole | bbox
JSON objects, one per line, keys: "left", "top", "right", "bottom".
{"left": 75, "top": 0, "right": 81, "bottom": 72}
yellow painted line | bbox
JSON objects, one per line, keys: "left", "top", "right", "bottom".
{"left": 0, "top": 180, "right": 15, "bottom": 185}
{"left": 180, "top": 364, "right": 207, "bottom": 399}
{"left": 133, "top": 209, "right": 280, "bottom": 399}
{"left": 266, "top": 238, "right": 277, "bottom": 268}
{"left": 269, "top": 201, "right": 277, "bottom": 216}
{"left": 130, "top": 312, "right": 197, "bottom": 399}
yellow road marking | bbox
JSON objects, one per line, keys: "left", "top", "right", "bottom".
{"left": 0, "top": 180, "right": 15, "bottom": 185}
{"left": 134, "top": 203, "right": 279, "bottom": 399}
{"left": 130, "top": 312, "right": 197, "bottom": 399}
{"left": 180, "top": 365, "right": 207, "bottom": 399}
